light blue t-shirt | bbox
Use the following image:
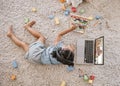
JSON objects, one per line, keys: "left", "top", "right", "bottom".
{"left": 25, "top": 41, "right": 64, "bottom": 64}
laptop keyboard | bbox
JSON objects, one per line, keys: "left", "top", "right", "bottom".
{"left": 85, "top": 40, "right": 94, "bottom": 63}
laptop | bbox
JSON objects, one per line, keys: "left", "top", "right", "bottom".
{"left": 76, "top": 36, "right": 104, "bottom": 65}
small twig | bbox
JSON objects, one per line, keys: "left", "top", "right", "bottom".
{"left": 78, "top": 68, "right": 84, "bottom": 77}
{"left": 93, "top": 20, "right": 99, "bottom": 27}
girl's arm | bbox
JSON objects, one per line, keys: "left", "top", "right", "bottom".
{"left": 54, "top": 25, "right": 76, "bottom": 45}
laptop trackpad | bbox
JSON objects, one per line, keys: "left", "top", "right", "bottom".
{"left": 76, "top": 39, "right": 85, "bottom": 64}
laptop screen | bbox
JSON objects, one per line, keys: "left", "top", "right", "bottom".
{"left": 94, "top": 36, "right": 104, "bottom": 65}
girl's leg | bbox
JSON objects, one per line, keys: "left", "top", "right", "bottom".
{"left": 7, "top": 25, "right": 28, "bottom": 52}
{"left": 24, "top": 21, "right": 46, "bottom": 44}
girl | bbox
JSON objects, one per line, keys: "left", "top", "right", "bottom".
{"left": 7, "top": 21, "right": 77, "bottom": 67}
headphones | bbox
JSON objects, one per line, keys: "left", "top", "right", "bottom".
{"left": 52, "top": 47, "right": 74, "bottom": 66}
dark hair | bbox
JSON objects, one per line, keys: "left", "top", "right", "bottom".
{"left": 51, "top": 47, "right": 74, "bottom": 66}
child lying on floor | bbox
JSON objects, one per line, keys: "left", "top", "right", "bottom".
{"left": 7, "top": 21, "right": 77, "bottom": 67}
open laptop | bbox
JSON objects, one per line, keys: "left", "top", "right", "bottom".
{"left": 76, "top": 36, "right": 104, "bottom": 65}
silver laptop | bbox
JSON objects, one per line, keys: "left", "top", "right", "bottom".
{"left": 76, "top": 36, "right": 104, "bottom": 65}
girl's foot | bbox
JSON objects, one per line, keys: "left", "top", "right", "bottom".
{"left": 7, "top": 25, "right": 13, "bottom": 37}
{"left": 24, "top": 21, "right": 36, "bottom": 29}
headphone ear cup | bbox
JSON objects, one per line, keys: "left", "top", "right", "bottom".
{"left": 51, "top": 50, "right": 57, "bottom": 58}
{"left": 51, "top": 47, "right": 61, "bottom": 58}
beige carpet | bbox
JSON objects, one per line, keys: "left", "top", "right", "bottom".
{"left": 0, "top": 0, "right": 120, "bottom": 86}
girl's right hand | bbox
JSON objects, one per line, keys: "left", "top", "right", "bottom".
{"left": 71, "top": 23, "right": 82, "bottom": 29}
{"left": 71, "top": 23, "right": 78, "bottom": 29}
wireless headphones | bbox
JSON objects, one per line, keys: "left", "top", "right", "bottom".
{"left": 53, "top": 47, "right": 74, "bottom": 66}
